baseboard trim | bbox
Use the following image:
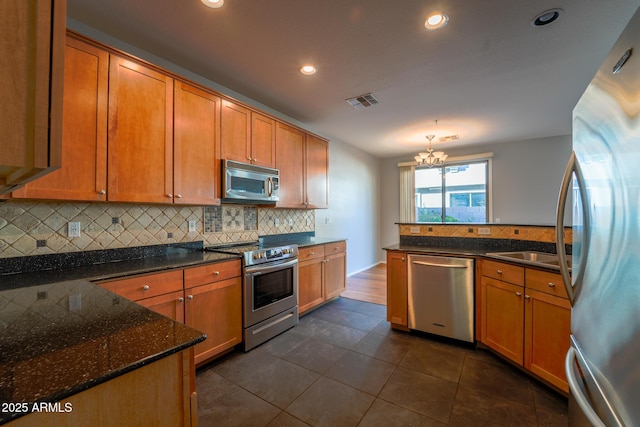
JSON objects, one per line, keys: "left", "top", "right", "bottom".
{"left": 347, "top": 261, "right": 386, "bottom": 277}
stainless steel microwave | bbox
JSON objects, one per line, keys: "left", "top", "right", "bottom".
{"left": 222, "top": 160, "right": 279, "bottom": 204}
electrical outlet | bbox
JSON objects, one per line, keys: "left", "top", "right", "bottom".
{"left": 188, "top": 220, "right": 196, "bottom": 232}
{"left": 410, "top": 226, "right": 421, "bottom": 234}
{"left": 288, "top": 218, "right": 293, "bottom": 227}
{"left": 478, "top": 227, "right": 491, "bottom": 235}
{"left": 306, "top": 217, "right": 311, "bottom": 226}
{"left": 275, "top": 218, "right": 280, "bottom": 227}
{"left": 68, "top": 222, "right": 81, "bottom": 238}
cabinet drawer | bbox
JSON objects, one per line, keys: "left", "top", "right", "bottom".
{"left": 526, "top": 268, "right": 568, "bottom": 299}
{"left": 324, "top": 241, "right": 346, "bottom": 255}
{"left": 184, "top": 259, "right": 242, "bottom": 288}
{"left": 482, "top": 259, "right": 524, "bottom": 286}
{"left": 98, "top": 270, "right": 183, "bottom": 301}
{"left": 299, "top": 245, "right": 325, "bottom": 261}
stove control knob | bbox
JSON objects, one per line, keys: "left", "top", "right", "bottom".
{"left": 253, "top": 253, "right": 260, "bottom": 260}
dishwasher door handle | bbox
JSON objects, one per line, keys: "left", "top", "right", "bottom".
{"left": 411, "top": 261, "right": 468, "bottom": 269}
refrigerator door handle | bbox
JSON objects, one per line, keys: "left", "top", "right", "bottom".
{"left": 556, "top": 151, "right": 589, "bottom": 305}
{"left": 565, "top": 347, "right": 607, "bottom": 427}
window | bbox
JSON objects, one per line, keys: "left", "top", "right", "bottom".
{"left": 415, "top": 160, "right": 489, "bottom": 223}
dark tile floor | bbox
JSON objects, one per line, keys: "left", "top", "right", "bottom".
{"left": 196, "top": 297, "right": 568, "bottom": 426}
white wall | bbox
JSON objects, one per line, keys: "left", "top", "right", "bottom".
{"left": 379, "top": 135, "right": 572, "bottom": 261}
{"left": 314, "top": 141, "right": 381, "bottom": 275}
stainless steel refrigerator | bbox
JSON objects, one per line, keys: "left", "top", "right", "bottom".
{"left": 556, "top": 7, "right": 640, "bottom": 427}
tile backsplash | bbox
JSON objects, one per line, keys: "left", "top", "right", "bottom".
{"left": 398, "top": 224, "right": 572, "bottom": 244}
{"left": 0, "top": 201, "right": 315, "bottom": 259}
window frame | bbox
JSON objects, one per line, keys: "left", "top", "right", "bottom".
{"left": 400, "top": 152, "right": 493, "bottom": 224}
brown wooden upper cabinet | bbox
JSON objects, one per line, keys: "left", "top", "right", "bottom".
{"left": 220, "top": 99, "right": 276, "bottom": 168}
{"left": 305, "top": 133, "right": 329, "bottom": 209}
{"left": 0, "top": 0, "right": 66, "bottom": 194}
{"left": 13, "top": 35, "right": 109, "bottom": 201}
{"left": 174, "top": 81, "right": 221, "bottom": 204}
{"left": 275, "top": 122, "right": 328, "bottom": 208}
{"left": 107, "top": 55, "right": 174, "bottom": 203}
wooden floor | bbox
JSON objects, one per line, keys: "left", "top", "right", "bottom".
{"left": 341, "top": 263, "right": 387, "bottom": 305}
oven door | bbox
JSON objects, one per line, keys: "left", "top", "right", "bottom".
{"left": 244, "top": 258, "right": 298, "bottom": 327}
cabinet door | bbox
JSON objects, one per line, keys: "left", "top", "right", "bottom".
{"left": 107, "top": 55, "right": 174, "bottom": 203}
{"left": 275, "top": 122, "right": 305, "bottom": 207}
{"left": 386, "top": 251, "right": 408, "bottom": 327}
{"left": 0, "top": 0, "right": 65, "bottom": 193}
{"left": 298, "top": 257, "right": 324, "bottom": 314}
{"left": 524, "top": 288, "right": 571, "bottom": 392}
{"left": 481, "top": 276, "right": 524, "bottom": 364}
{"left": 137, "top": 291, "right": 185, "bottom": 322}
{"left": 174, "top": 81, "right": 220, "bottom": 204}
{"left": 305, "top": 134, "right": 329, "bottom": 208}
{"left": 185, "top": 277, "right": 242, "bottom": 365}
{"left": 324, "top": 251, "right": 346, "bottom": 300}
{"left": 251, "top": 112, "right": 276, "bottom": 167}
{"left": 220, "top": 99, "right": 251, "bottom": 163}
{"left": 13, "top": 36, "right": 108, "bottom": 201}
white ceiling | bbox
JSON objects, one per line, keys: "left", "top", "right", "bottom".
{"left": 67, "top": 0, "right": 640, "bottom": 158}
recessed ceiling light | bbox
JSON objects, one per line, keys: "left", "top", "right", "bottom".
{"left": 300, "top": 65, "right": 317, "bottom": 75}
{"left": 531, "top": 8, "right": 563, "bottom": 27}
{"left": 425, "top": 12, "right": 449, "bottom": 30}
{"left": 201, "top": 0, "right": 224, "bottom": 9}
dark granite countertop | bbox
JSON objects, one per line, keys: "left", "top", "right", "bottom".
{"left": 0, "top": 279, "right": 206, "bottom": 424}
{"left": 383, "top": 243, "right": 487, "bottom": 257}
{"left": 0, "top": 250, "right": 239, "bottom": 290}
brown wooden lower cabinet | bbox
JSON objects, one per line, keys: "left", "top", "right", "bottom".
{"left": 184, "top": 277, "right": 242, "bottom": 365}
{"left": 9, "top": 349, "right": 197, "bottom": 427}
{"left": 97, "top": 258, "right": 243, "bottom": 365}
{"left": 137, "top": 290, "right": 185, "bottom": 322}
{"left": 298, "top": 241, "right": 347, "bottom": 314}
{"left": 386, "top": 251, "right": 408, "bottom": 328}
{"left": 480, "top": 259, "right": 570, "bottom": 393}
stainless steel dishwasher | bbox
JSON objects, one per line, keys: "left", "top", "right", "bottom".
{"left": 407, "top": 254, "right": 475, "bottom": 343}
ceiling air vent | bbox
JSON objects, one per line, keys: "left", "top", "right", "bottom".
{"left": 439, "top": 134, "right": 460, "bottom": 142}
{"left": 346, "top": 93, "right": 379, "bottom": 109}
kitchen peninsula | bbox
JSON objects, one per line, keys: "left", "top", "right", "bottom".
{"left": 0, "top": 243, "right": 240, "bottom": 426}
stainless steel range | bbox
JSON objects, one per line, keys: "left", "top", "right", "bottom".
{"left": 206, "top": 242, "right": 298, "bottom": 351}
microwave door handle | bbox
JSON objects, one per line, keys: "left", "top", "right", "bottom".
{"left": 264, "top": 177, "right": 273, "bottom": 197}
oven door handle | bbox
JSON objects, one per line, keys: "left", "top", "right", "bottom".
{"left": 246, "top": 258, "right": 298, "bottom": 276}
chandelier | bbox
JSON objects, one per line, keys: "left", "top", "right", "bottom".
{"left": 415, "top": 134, "right": 448, "bottom": 167}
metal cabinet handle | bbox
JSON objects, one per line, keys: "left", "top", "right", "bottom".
{"left": 548, "top": 282, "right": 556, "bottom": 288}
{"left": 213, "top": 271, "right": 220, "bottom": 276}
{"left": 515, "top": 292, "right": 522, "bottom": 297}
{"left": 310, "top": 252, "right": 315, "bottom": 255}
{"left": 187, "top": 295, "right": 193, "bottom": 300}
{"left": 143, "top": 285, "right": 150, "bottom": 290}
{"left": 176, "top": 194, "right": 182, "bottom": 198}
{"left": 178, "top": 297, "right": 184, "bottom": 302}
{"left": 98, "top": 189, "right": 106, "bottom": 195}
{"left": 401, "top": 257, "right": 405, "bottom": 261}
{"left": 497, "top": 269, "right": 503, "bottom": 275}
{"left": 525, "top": 295, "right": 531, "bottom": 300}
{"left": 167, "top": 193, "right": 173, "bottom": 198}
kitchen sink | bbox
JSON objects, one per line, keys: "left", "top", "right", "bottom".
{"left": 486, "top": 251, "right": 572, "bottom": 270}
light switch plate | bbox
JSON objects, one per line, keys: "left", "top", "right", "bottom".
{"left": 188, "top": 220, "right": 196, "bottom": 232}
{"left": 478, "top": 227, "right": 491, "bottom": 235}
